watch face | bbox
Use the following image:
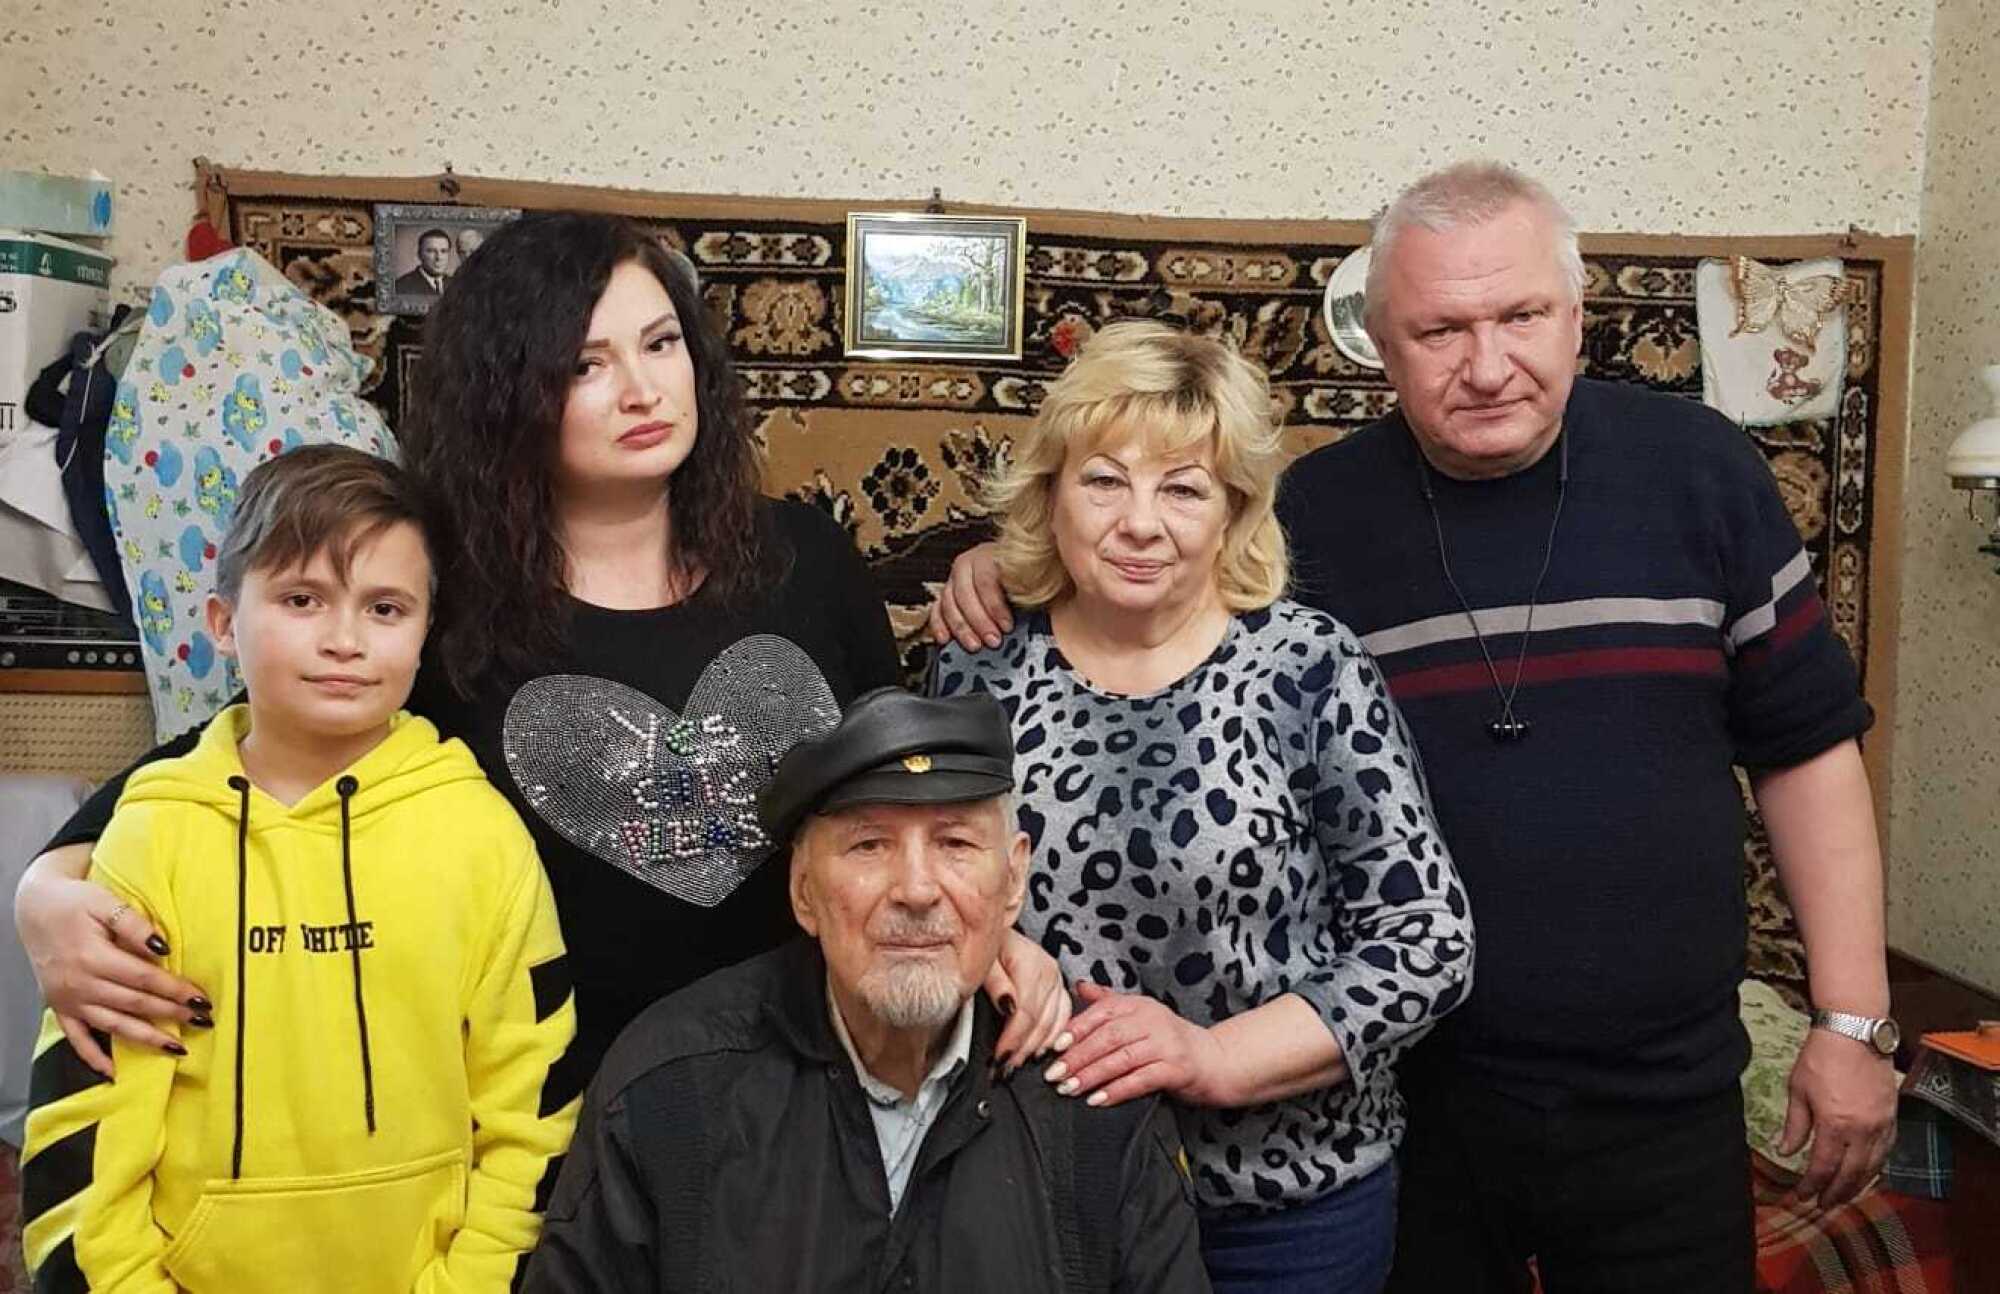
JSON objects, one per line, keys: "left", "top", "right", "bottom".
{"left": 1870, "top": 1018, "right": 1901, "bottom": 1055}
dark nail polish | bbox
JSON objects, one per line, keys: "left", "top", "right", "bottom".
{"left": 187, "top": 996, "right": 213, "bottom": 1012}
{"left": 188, "top": 1015, "right": 214, "bottom": 1029}
{"left": 997, "top": 995, "right": 1016, "bottom": 1018}
{"left": 164, "top": 1041, "right": 188, "bottom": 1056}
{"left": 146, "top": 935, "right": 171, "bottom": 956}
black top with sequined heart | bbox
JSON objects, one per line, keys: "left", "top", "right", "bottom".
{"left": 58, "top": 497, "right": 900, "bottom": 1089}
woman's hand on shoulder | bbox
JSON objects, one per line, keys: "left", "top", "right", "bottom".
{"left": 986, "top": 929, "right": 1072, "bottom": 1074}
{"left": 1043, "top": 981, "right": 1238, "bottom": 1109}
{"left": 928, "top": 542, "right": 1012, "bottom": 651}
{"left": 16, "top": 847, "right": 208, "bottom": 1076}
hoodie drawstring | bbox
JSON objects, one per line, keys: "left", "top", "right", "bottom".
{"left": 227, "top": 774, "right": 251, "bottom": 1179}
{"left": 336, "top": 775, "right": 378, "bottom": 1136}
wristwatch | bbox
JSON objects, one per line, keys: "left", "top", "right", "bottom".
{"left": 1810, "top": 1008, "right": 1901, "bottom": 1057}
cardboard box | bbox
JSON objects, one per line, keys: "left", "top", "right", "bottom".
{"left": 0, "top": 170, "right": 116, "bottom": 240}
{"left": 0, "top": 230, "right": 113, "bottom": 443}
{"left": 1907, "top": 1034, "right": 2000, "bottom": 1147}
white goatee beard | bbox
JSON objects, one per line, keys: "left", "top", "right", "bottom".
{"left": 859, "top": 961, "right": 965, "bottom": 1030}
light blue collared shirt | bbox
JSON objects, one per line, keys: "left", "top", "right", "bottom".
{"left": 826, "top": 982, "right": 974, "bottom": 1214}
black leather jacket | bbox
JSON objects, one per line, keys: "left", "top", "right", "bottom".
{"left": 523, "top": 938, "right": 1209, "bottom": 1293}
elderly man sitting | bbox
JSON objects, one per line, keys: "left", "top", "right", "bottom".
{"left": 523, "top": 688, "right": 1209, "bottom": 1293}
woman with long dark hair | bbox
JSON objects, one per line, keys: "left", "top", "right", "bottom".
{"left": 17, "top": 211, "right": 1069, "bottom": 1087}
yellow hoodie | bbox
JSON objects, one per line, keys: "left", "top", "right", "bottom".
{"left": 22, "top": 706, "right": 580, "bottom": 1294}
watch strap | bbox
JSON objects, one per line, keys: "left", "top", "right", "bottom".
{"left": 1810, "top": 1008, "right": 1897, "bottom": 1055}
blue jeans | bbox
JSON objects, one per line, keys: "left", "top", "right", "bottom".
{"left": 1198, "top": 1161, "right": 1398, "bottom": 1294}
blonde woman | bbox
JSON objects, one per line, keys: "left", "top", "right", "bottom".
{"left": 930, "top": 321, "right": 1472, "bottom": 1294}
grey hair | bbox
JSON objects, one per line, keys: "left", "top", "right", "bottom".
{"left": 1363, "top": 160, "right": 1587, "bottom": 328}
{"left": 987, "top": 791, "right": 1015, "bottom": 830}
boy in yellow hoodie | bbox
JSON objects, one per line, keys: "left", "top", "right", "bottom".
{"left": 21, "top": 446, "right": 579, "bottom": 1293}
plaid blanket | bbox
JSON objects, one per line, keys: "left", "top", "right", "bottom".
{"left": 1521, "top": 1153, "right": 1951, "bottom": 1294}
{"left": 1883, "top": 1098, "right": 1955, "bottom": 1201}
{"left": 1751, "top": 1153, "right": 1953, "bottom": 1294}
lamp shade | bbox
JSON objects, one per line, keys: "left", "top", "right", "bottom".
{"left": 1946, "top": 364, "right": 2000, "bottom": 488}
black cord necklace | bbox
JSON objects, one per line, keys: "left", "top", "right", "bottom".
{"left": 1418, "top": 431, "right": 1568, "bottom": 743}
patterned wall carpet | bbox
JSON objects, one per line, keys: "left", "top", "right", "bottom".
{"left": 213, "top": 169, "right": 1910, "bottom": 1002}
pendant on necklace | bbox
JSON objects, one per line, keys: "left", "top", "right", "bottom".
{"left": 1487, "top": 717, "right": 1532, "bottom": 743}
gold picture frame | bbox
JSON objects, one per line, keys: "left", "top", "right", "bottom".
{"left": 843, "top": 212, "right": 1027, "bottom": 361}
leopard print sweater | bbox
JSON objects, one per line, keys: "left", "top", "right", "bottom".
{"left": 934, "top": 600, "right": 1473, "bottom": 1211}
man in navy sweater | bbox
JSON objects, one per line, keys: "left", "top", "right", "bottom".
{"left": 930, "top": 161, "right": 1896, "bottom": 1293}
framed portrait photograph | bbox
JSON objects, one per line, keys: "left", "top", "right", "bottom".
{"left": 844, "top": 213, "right": 1027, "bottom": 360}
{"left": 373, "top": 203, "right": 520, "bottom": 316}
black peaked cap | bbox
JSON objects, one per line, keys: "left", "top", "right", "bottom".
{"left": 758, "top": 687, "right": 1015, "bottom": 848}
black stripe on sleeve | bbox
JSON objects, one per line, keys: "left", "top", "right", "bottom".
{"left": 538, "top": 1037, "right": 590, "bottom": 1119}
{"left": 528, "top": 955, "right": 573, "bottom": 1024}
{"left": 30, "top": 1039, "right": 110, "bottom": 1109}
{"left": 34, "top": 1234, "right": 87, "bottom": 1294}
{"left": 508, "top": 1151, "right": 569, "bottom": 1293}
{"left": 532, "top": 1152, "right": 567, "bottom": 1214}
{"left": 23, "top": 1124, "right": 96, "bottom": 1227}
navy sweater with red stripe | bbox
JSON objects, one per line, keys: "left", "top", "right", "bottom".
{"left": 1277, "top": 378, "right": 1870, "bottom": 1104}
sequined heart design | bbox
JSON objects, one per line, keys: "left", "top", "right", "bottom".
{"left": 502, "top": 634, "right": 840, "bottom": 907}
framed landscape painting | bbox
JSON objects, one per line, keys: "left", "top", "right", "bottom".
{"left": 844, "top": 212, "right": 1027, "bottom": 360}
